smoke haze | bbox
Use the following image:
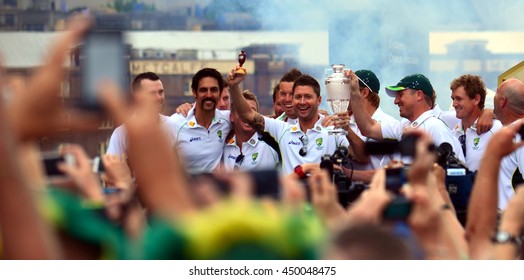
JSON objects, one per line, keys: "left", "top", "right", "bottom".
{"left": 225, "top": 0, "right": 524, "bottom": 116}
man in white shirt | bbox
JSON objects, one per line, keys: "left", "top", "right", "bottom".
{"left": 228, "top": 66, "right": 350, "bottom": 175}
{"left": 341, "top": 70, "right": 401, "bottom": 183}
{"left": 276, "top": 68, "right": 302, "bottom": 124}
{"left": 489, "top": 78, "right": 524, "bottom": 209}
{"left": 466, "top": 79, "right": 524, "bottom": 253}
{"left": 348, "top": 70, "right": 400, "bottom": 168}
{"left": 171, "top": 68, "right": 232, "bottom": 174}
{"left": 106, "top": 72, "right": 173, "bottom": 156}
{"left": 448, "top": 74, "right": 502, "bottom": 172}
{"left": 348, "top": 72, "right": 465, "bottom": 163}
{"left": 223, "top": 90, "right": 279, "bottom": 171}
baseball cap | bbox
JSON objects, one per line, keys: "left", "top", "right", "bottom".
{"left": 385, "top": 74, "right": 434, "bottom": 98}
{"left": 355, "top": 69, "right": 380, "bottom": 93}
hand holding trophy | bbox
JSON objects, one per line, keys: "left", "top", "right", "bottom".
{"left": 235, "top": 50, "right": 247, "bottom": 75}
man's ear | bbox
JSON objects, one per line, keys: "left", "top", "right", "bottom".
{"left": 192, "top": 89, "right": 197, "bottom": 99}
{"left": 474, "top": 94, "right": 481, "bottom": 106}
{"left": 416, "top": 90, "right": 425, "bottom": 101}
{"left": 317, "top": 95, "right": 322, "bottom": 106}
{"left": 361, "top": 88, "right": 370, "bottom": 99}
{"left": 500, "top": 95, "right": 508, "bottom": 108}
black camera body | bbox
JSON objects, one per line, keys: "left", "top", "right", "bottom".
{"left": 320, "top": 146, "right": 350, "bottom": 190}
{"left": 363, "top": 135, "right": 421, "bottom": 220}
{"left": 319, "top": 146, "right": 367, "bottom": 207}
{"left": 436, "top": 142, "right": 474, "bottom": 226}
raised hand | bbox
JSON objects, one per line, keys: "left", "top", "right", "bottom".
{"left": 8, "top": 15, "right": 97, "bottom": 142}
{"left": 309, "top": 169, "right": 347, "bottom": 231}
{"left": 57, "top": 144, "right": 104, "bottom": 203}
{"left": 228, "top": 65, "right": 247, "bottom": 87}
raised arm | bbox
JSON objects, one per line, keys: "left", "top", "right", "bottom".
{"left": 102, "top": 82, "right": 195, "bottom": 219}
{"left": 495, "top": 186, "right": 524, "bottom": 259}
{"left": 347, "top": 121, "right": 370, "bottom": 164}
{"left": 8, "top": 15, "right": 95, "bottom": 142}
{"left": 466, "top": 120, "right": 524, "bottom": 259}
{"left": 227, "top": 66, "right": 265, "bottom": 134}
{"left": 346, "top": 71, "right": 383, "bottom": 140}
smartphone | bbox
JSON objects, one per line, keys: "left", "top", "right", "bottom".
{"left": 385, "top": 167, "right": 406, "bottom": 195}
{"left": 79, "top": 30, "right": 128, "bottom": 111}
{"left": 257, "top": 169, "right": 281, "bottom": 199}
{"left": 382, "top": 196, "right": 412, "bottom": 220}
{"left": 41, "top": 152, "right": 75, "bottom": 176}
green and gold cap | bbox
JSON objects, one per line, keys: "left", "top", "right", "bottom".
{"left": 385, "top": 74, "right": 433, "bottom": 98}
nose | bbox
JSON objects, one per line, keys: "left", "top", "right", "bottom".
{"left": 284, "top": 93, "right": 292, "bottom": 103}
{"left": 452, "top": 100, "right": 458, "bottom": 108}
{"left": 394, "top": 94, "right": 400, "bottom": 105}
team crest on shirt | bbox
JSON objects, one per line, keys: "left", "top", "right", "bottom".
{"left": 217, "top": 130, "right": 223, "bottom": 139}
{"left": 291, "top": 126, "right": 298, "bottom": 132}
{"left": 252, "top": 152, "right": 258, "bottom": 163}
{"left": 189, "top": 121, "right": 195, "bottom": 127}
{"left": 316, "top": 138, "right": 323, "bottom": 150}
{"left": 473, "top": 137, "right": 480, "bottom": 150}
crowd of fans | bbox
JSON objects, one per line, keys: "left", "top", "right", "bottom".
{"left": 2, "top": 15, "right": 524, "bottom": 260}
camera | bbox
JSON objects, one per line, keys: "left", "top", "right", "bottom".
{"left": 364, "top": 135, "right": 420, "bottom": 220}
{"left": 318, "top": 146, "right": 367, "bottom": 207}
{"left": 364, "top": 134, "right": 419, "bottom": 158}
{"left": 381, "top": 166, "right": 412, "bottom": 220}
{"left": 382, "top": 196, "right": 412, "bottom": 220}
{"left": 436, "top": 142, "right": 474, "bottom": 226}
{"left": 436, "top": 142, "right": 468, "bottom": 171}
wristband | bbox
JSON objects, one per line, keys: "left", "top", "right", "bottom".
{"left": 294, "top": 165, "right": 307, "bottom": 179}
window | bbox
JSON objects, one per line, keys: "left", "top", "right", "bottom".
{"left": 184, "top": 79, "right": 192, "bottom": 96}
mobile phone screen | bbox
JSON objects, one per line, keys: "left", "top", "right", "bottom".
{"left": 80, "top": 30, "right": 127, "bottom": 111}
{"left": 43, "top": 155, "right": 65, "bottom": 176}
{"left": 250, "top": 169, "right": 280, "bottom": 199}
{"left": 385, "top": 167, "right": 405, "bottom": 195}
{"left": 42, "top": 153, "right": 75, "bottom": 177}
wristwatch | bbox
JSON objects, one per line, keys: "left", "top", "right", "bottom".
{"left": 492, "top": 231, "right": 522, "bottom": 247}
